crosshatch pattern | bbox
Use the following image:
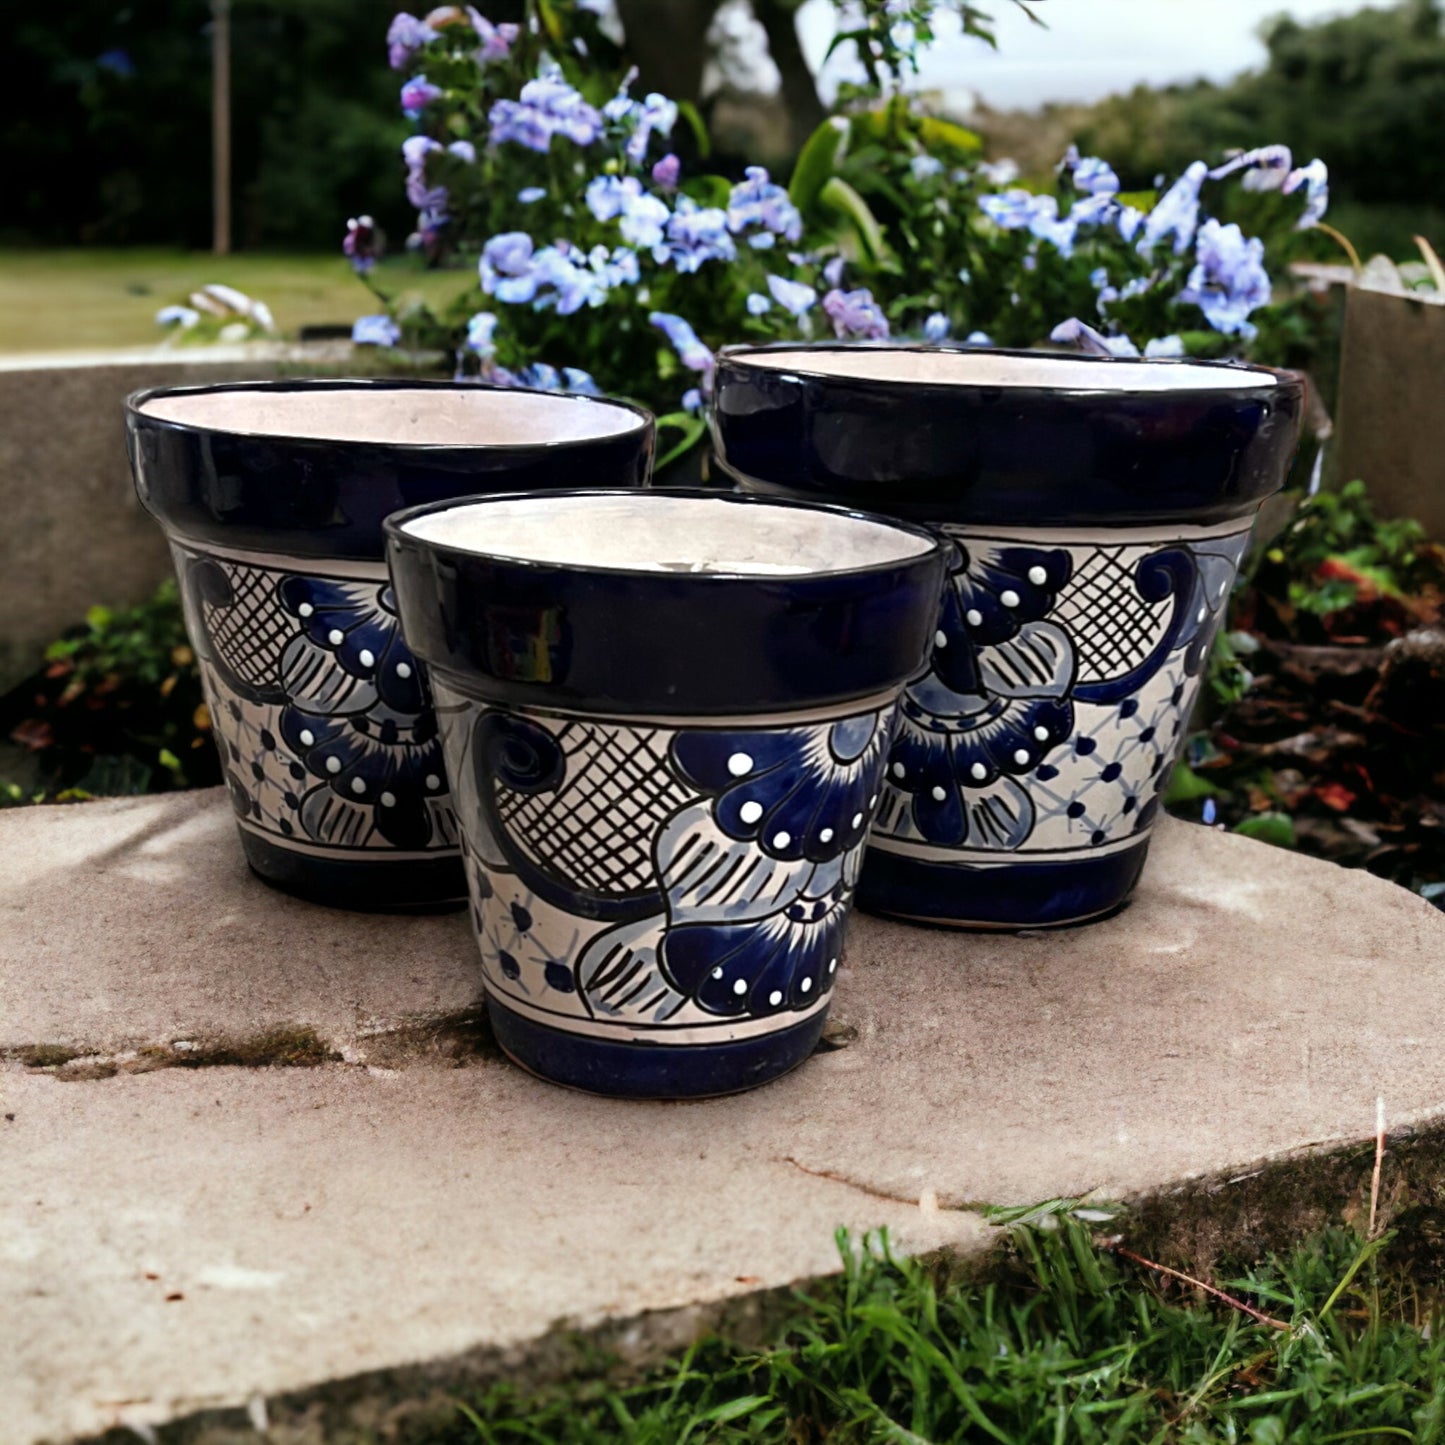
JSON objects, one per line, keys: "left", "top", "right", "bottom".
{"left": 202, "top": 564, "right": 292, "bottom": 689}
{"left": 1052, "top": 547, "right": 1173, "bottom": 681}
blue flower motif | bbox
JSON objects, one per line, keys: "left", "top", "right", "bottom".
{"left": 1179, "top": 219, "right": 1270, "bottom": 338}
{"left": 670, "top": 709, "right": 890, "bottom": 865}
{"left": 272, "top": 578, "right": 446, "bottom": 850}
{"left": 822, "top": 287, "right": 889, "bottom": 340}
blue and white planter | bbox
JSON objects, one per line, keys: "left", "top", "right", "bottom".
{"left": 385, "top": 488, "right": 946, "bottom": 1095}
{"left": 713, "top": 345, "right": 1305, "bottom": 929}
{"left": 126, "top": 380, "right": 653, "bottom": 910}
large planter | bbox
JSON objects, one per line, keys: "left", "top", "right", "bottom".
{"left": 126, "top": 379, "right": 653, "bottom": 910}
{"left": 713, "top": 345, "right": 1304, "bottom": 929}
{"left": 386, "top": 488, "right": 946, "bottom": 1096}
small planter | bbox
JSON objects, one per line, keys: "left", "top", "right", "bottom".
{"left": 126, "top": 380, "right": 653, "bottom": 910}
{"left": 713, "top": 345, "right": 1304, "bottom": 929}
{"left": 385, "top": 488, "right": 945, "bottom": 1096}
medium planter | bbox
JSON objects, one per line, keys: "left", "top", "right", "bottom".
{"left": 713, "top": 345, "right": 1304, "bottom": 929}
{"left": 385, "top": 488, "right": 946, "bottom": 1096}
{"left": 126, "top": 379, "right": 653, "bottom": 910}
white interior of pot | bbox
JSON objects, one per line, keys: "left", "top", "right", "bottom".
{"left": 732, "top": 348, "right": 1278, "bottom": 391}
{"left": 138, "top": 387, "right": 644, "bottom": 445}
{"left": 400, "top": 494, "right": 934, "bottom": 575}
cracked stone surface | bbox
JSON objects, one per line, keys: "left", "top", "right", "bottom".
{"left": 5, "top": 789, "right": 1445, "bottom": 1442}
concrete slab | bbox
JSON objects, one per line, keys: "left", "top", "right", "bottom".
{"left": 4, "top": 789, "right": 1445, "bottom": 1441}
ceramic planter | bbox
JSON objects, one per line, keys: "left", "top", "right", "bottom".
{"left": 385, "top": 488, "right": 946, "bottom": 1096}
{"left": 126, "top": 380, "right": 653, "bottom": 910}
{"left": 713, "top": 345, "right": 1305, "bottom": 929}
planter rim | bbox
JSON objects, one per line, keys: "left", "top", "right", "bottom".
{"left": 125, "top": 376, "right": 652, "bottom": 455}
{"left": 383, "top": 485, "right": 943, "bottom": 585}
{"left": 715, "top": 342, "right": 1294, "bottom": 400}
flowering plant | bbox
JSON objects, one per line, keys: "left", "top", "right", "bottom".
{"left": 351, "top": 1, "right": 1333, "bottom": 465}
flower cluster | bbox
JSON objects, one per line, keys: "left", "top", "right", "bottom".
{"left": 348, "top": 4, "right": 1333, "bottom": 432}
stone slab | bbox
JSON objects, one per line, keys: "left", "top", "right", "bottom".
{"left": 5, "top": 790, "right": 1445, "bottom": 1441}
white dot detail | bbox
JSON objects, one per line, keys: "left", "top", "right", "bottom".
{"left": 380, "top": 791, "right": 396, "bottom": 807}
{"left": 1034, "top": 726, "right": 1050, "bottom": 742}
{"left": 768, "top": 990, "right": 783, "bottom": 1007}
{"left": 425, "top": 774, "right": 441, "bottom": 790}
{"left": 1028, "top": 565, "right": 1048, "bottom": 586}
{"left": 350, "top": 778, "right": 366, "bottom": 796}
{"left": 869, "top": 793, "right": 878, "bottom": 807}
{"left": 299, "top": 729, "right": 315, "bottom": 747}
{"left": 931, "top": 785, "right": 946, "bottom": 801}
{"left": 358, "top": 648, "right": 375, "bottom": 668}
{"left": 396, "top": 662, "right": 413, "bottom": 679}
{"left": 325, "top": 756, "right": 341, "bottom": 774}
{"left": 801, "top": 977, "right": 813, "bottom": 993}
{"left": 965, "top": 608, "right": 983, "bottom": 627}
{"left": 733, "top": 978, "right": 747, "bottom": 996}
{"left": 328, "top": 629, "right": 344, "bottom": 646}
{"left": 1196, "top": 606, "right": 1208, "bottom": 624}
{"left": 739, "top": 800, "right": 763, "bottom": 825}
{"left": 1013, "top": 748, "right": 1031, "bottom": 765}
{"left": 819, "top": 827, "right": 834, "bottom": 844}
{"left": 297, "top": 602, "right": 314, "bottom": 617}
{"left": 828, "top": 957, "right": 838, "bottom": 974}
{"left": 772, "top": 830, "right": 791, "bottom": 850}
{"left": 970, "top": 762, "right": 988, "bottom": 780}
{"left": 727, "top": 752, "right": 753, "bottom": 777}
{"left": 851, "top": 812, "right": 864, "bottom": 828}
{"left": 934, "top": 630, "right": 948, "bottom": 648}
{"left": 892, "top": 762, "right": 906, "bottom": 779}
{"left": 711, "top": 966, "right": 723, "bottom": 979}
{"left": 1000, "top": 589, "right": 1021, "bottom": 609}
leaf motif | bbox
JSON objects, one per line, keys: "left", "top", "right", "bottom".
{"left": 577, "top": 914, "right": 686, "bottom": 1021}
{"left": 978, "top": 622, "right": 1077, "bottom": 700}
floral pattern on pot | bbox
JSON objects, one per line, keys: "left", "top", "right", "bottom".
{"left": 174, "top": 543, "right": 458, "bottom": 857}
{"left": 871, "top": 524, "right": 1252, "bottom": 859}
{"left": 431, "top": 681, "right": 895, "bottom": 1046}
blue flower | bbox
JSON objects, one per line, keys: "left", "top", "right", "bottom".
{"left": 400, "top": 74, "right": 442, "bottom": 118}
{"left": 488, "top": 71, "right": 602, "bottom": 152}
{"left": 519, "top": 362, "right": 561, "bottom": 391}
{"left": 1139, "top": 161, "right": 1207, "bottom": 256}
{"left": 1209, "top": 145, "right": 1292, "bottom": 190}
{"left": 387, "top": 12, "right": 437, "bottom": 69}
{"left": 746, "top": 292, "right": 771, "bottom": 316}
{"left": 352, "top": 314, "right": 400, "bottom": 347}
{"left": 97, "top": 48, "right": 135, "bottom": 77}
{"left": 1071, "top": 156, "right": 1119, "bottom": 196}
{"left": 979, "top": 189, "right": 1078, "bottom": 255}
{"left": 446, "top": 139, "right": 476, "bottom": 164}
{"left": 663, "top": 199, "right": 736, "bottom": 272}
{"left": 726, "top": 167, "right": 803, "bottom": 245}
{"left": 681, "top": 387, "right": 702, "bottom": 413}
{"left": 156, "top": 305, "right": 200, "bottom": 329}
{"left": 766, "top": 274, "right": 817, "bottom": 317}
{"left": 1145, "top": 335, "right": 1185, "bottom": 357}
{"left": 517, "top": 186, "right": 546, "bottom": 204}
{"left": 274, "top": 577, "right": 446, "bottom": 851}
{"left": 823, "top": 256, "right": 845, "bottom": 288}
{"left": 964, "top": 330, "right": 993, "bottom": 345}
{"left": 1067, "top": 193, "right": 1118, "bottom": 229}
{"left": 1283, "top": 158, "right": 1329, "bottom": 229}
{"left": 1116, "top": 205, "right": 1145, "bottom": 242}
{"left": 530, "top": 242, "right": 608, "bottom": 313}
{"left": 470, "top": 10, "right": 518, "bottom": 61}
{"left": 910, "top": 154, "right": 944, "bottom": 181}
{"left": 602, "top": 70, "right": 678, "bottom": 163}
{"left": 465, "top": 311, "right": 498, "bottom": 356}
{"left": 1179, "top": 219, "right": 1270, "bottom": 337}
{"left": 650, "top": 311, "right": 714, "bottom": 386}
{"left": 651, "top": 153, "right": 680, "bottom": 189}
{"left": 923, "top": 311, "right": 950, "bottom": 341}
{"left": 822, "top": 287, "right": 889, "bottom": 340}
{"left": 479, "top": 232, "right": 538, "bottom": 303}
{"left": 1050, "top": 318, "right": 1139, "bottom": 358}
{"left": 563, "top": 367, "right": 602, "bottom": 395}
{"left": 976, "top": 158, "right": 1020, "bottom": 186}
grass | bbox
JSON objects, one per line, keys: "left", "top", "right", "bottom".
{"left": 412, "top": 1206, "right": 1445, "bottom": 1445}
{"left": 0, "top": 247, "right": 476, "bottom": 354}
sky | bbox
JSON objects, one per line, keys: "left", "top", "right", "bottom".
{"left": 792, "top": 0, "right": 1393, "bottom": 111}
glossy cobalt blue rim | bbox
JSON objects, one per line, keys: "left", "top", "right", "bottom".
{"left": 384, "top": 487, "right": 949, "bottom": 717}
{"left": 126, "top": 378, "right": 655, "bottom": 560}
{"left": 713, "top": 344, "right": 1305, "bottom": 528}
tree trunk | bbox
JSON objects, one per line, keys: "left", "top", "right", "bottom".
{"left": 613, "top": 0, "right": 720, "bottom": 108}
{"left": 752, "top": 0, "right": 825, "bottom": 151}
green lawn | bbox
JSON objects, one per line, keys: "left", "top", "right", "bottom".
{"left": 0, "top": 248, "right": 477, "bottom": 354}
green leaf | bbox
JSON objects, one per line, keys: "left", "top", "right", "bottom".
{"left": 675, "top": 99, "right": 710, "bottom": 159}
{"left": 653, "top": 411, "right": 707, "bottom": 472}
{"left": 1233, "top": 812, "right": 1297, "bottom": 848}
{"left": 1163, "top": 763, "right": 1219, "bottom": 805}
{"left": 916, "top": 115, "right": 983, "bottom": 158}
{"left": 819, "top": 176, "right": 890, "bottom": 266}
{"left": 85, "top": 605, "right": 113, "bottom": 632}
{"left": 789, "top": 116, "right": 851, "bottom": 213}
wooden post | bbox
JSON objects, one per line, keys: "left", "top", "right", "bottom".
{"left": 212, "top": 0, "right": 232, "bottom": 255}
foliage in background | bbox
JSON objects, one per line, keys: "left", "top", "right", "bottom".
{"left": 395, "top": 1208, "right": 1445, "bottom": 1442}
{"left": 1, "top": 581, "right": 218, "bottom": 804}
{"left": 351, "top": 0, "right": 1333, "bottom": 424}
